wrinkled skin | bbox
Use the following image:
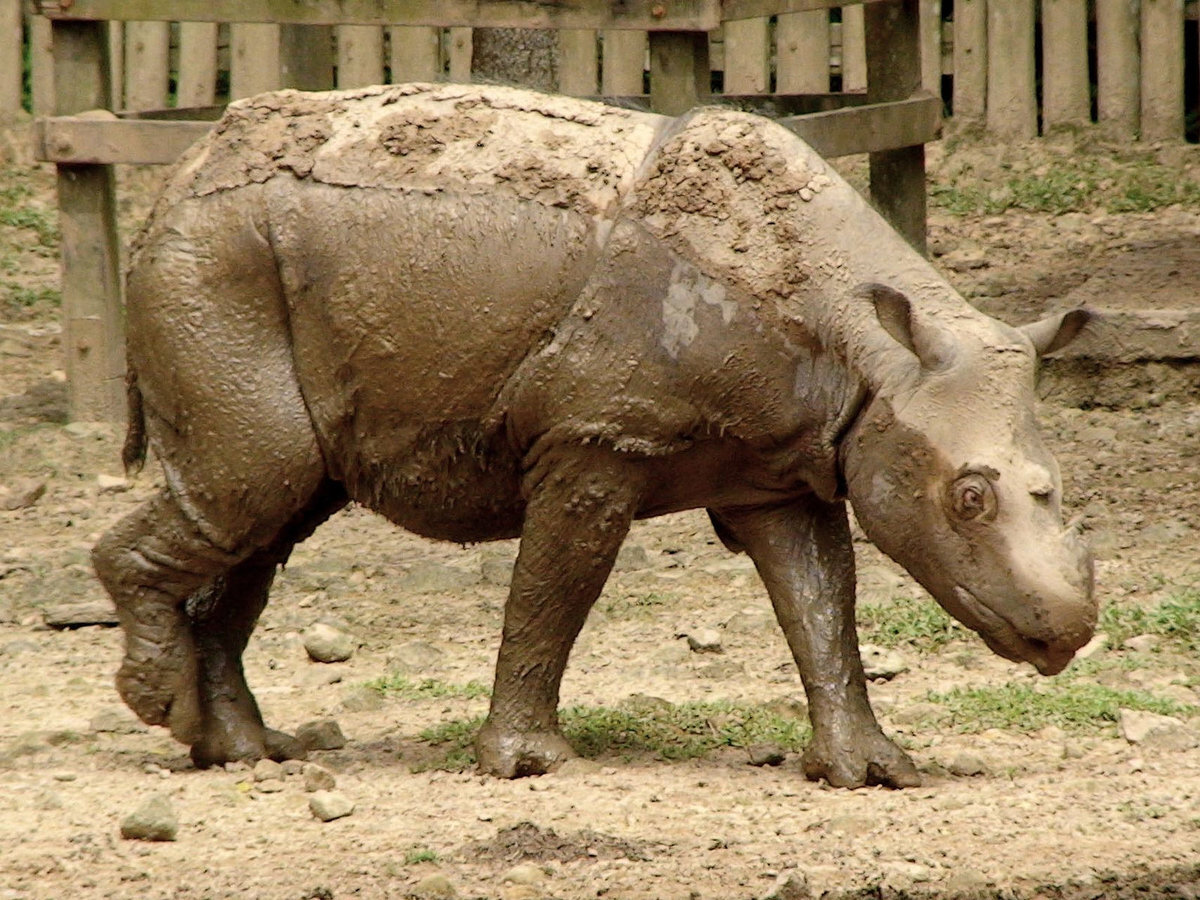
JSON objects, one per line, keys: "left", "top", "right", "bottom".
{"left": 93, "top": 84, "right": 1096, "bottom": 788}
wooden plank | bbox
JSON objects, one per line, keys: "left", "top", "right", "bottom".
{"left": 558, "top": 29, "right": 598, "bottom": 95}
{"left": 31, "top": 0, "right": 722, "bottom": 31}
{"left": 337, "top": 25, "right": 384, "bottom": 88}
{"left": 985, "top": 0, "right": 1036, "bottom": 139}
{"left": 35, "top": 115, "right": 213, "bottom": 165}
{"left": 865, "top": 0, "right": 926, "bottom": 253}
{"left": 779, "top": 94, "right": 941, "bottom": 156}
{"left": 1140, "top": 0, "right": 1185, "bottom": 141}
{"left": 229, "top": 23, "right": 281, "bottom": 99}
{"left": 0, "top": 0, "right": 20, "bottom": 119}
{"left": 1041, "top": 0, "right": 1089, "bottom": 130}
{"left": 776, "top": 10, "right": 830, "bottom": 94}
{"left": 30, "top": 14, "right": 55, "bottom": 116}
{"left": 51, "top": 20, "right": 125, "bottom": 422}
{"left": 123, "top": 21, "right": 170, "bottom": 111}
{"left": 919, "top": 0, "right": 941, "bottom": 94}
{"left": 722, "top": 17, "right": 769, "bottom": 93}
{"left": 1096, "top": 0, "right": 1140, "bottom": 138}
{"left": 648, "top": 30, "right": 710, "bottom": 115}
{"left": 447, "top": 27, "right": 472, "bottom": 82}
{"left": 388, "top": 26, "right": 441, "bottom": 82}
{"left": 177, "top": 22, "right": 219, "bottom": 107}
{"left": 107, "top": 20, "right": 123, "bottom": 108}
{"left": 952, "top": 0, "right": 986, "bottom": 121}
{"left": 841, "top": 5, "right": 867, "bottom": 91}
{"left": 281, "top": 25, "right": 333, "bottom": 90}
{"left": 725, "top": 0, "right": 892, "bottom": 14}
{"left": 601, "top": 29, "right": 646, "bottom": 95}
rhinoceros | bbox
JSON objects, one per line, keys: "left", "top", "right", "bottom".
{"left": 93, "top": 83, "right": 1095, "bottom": 788}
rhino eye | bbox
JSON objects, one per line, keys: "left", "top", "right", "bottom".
{"left": 951, "top": 473, "right": 997, "bottom": 521}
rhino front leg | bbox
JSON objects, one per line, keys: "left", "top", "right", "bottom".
{"left": 477, "top": 448, "right": 644, "bottom": 778}
{"left": 710, "top": 497, "right": 920, "bottom": 789}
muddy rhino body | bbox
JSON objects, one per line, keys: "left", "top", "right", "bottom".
{"left": 94, "top": 84, "right": 1095, "bottom": 787}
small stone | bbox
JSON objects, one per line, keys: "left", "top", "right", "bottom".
{"left": 746, "top": 743, "right": 787, "bottom": 767}
{"left": 947, "top": 752, "right": 988, "bottom": 776}
{"left": 281, "top": 759, "right": 305, "bottom": 777}
{"left": 1122, "top": 634, "right": 1161, "bottom": 653}
{"left": 296, "top": 719, "right": 347, "bottom": 752}
{"left": 724, "top": 607, "right": 774, "bottom": 634}
{"left": 89, "top": 709, "right": 147, "bottom": 734}
{"left": 337, "top": 686, "right": 384, "bottom": 713}
{"left": 96, "top": 474, "right": 130, "bottom": 493}
{"left": 43, "top": 601, "right": 119, "bottom": 628}
{"left": 52, "top": 771, "right": 77, "bottom": 782}
{"left": 681, "top": 627, "right": 723, "bottom": 653}
{"left": 761, "top": 869, "right": 811, "bottom": 900}
{"left": 410, "top": 873, "right": 456, "bottom": 899}
{"left": 1119, "top": 708, "right": 1199, "bottom": 750}
{"left": 612, "top": 543, "right": 651, "bottom": 572}
{"left": 501, "top": 864, "right": 545, "bottom": 886}
{"left": 254, "top": 779, "right": 285, "bottom": 793}
{"left": 860, "top": 644, "right": 908, "bottom": 680}
{"left": 253, "top": 759, "right": 283, "bottom": 782}
{"left": 303, "top": 762, "right": 337, "bottom": 792}
{"left": 303, "top": 623, "right": 355, "bottom": 663}
{"left": 1075, "top": 632, "right": 1108, "bottom": 659}
{"left": 119, "top": 794, "right": 179, "bottom": 842}
{"left": 0, "top": 479, "right": 46, "bottom": 511}
{"left": 308, "top": 790, "right": 354, "bottom": 822}
{"left": 387, "top": 640, "right": 444, "bottom": 673}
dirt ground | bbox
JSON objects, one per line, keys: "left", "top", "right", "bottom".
{"left": 1, "top": 122, "right": 1199, "bottom": 900}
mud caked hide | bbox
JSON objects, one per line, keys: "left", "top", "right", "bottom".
{"left": 93, "top": 84, "right": 1096, "bottom": 788}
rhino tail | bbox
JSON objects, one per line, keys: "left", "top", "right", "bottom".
{"left": 121, "top": 366, "right": 148, "bottom": 476}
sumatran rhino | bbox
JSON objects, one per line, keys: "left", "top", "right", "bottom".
{"left": 93, "top": 83, "right": 1096, "bottom": 788}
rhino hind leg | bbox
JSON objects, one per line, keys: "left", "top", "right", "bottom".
{"left": 476, "top": 448, "right": 644, "bottom": 778}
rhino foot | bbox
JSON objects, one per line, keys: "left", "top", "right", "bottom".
{"left": 801, "top": 729, "right": 921, "bottom": 789}
{"left": 475, "top": 722, "right": 578, "bottom": 778}
{"left": 190, "top": 726, "right": 306, "bottom": 769}
{"left": 116, "top": 624, "right": 203, "bottom": 744}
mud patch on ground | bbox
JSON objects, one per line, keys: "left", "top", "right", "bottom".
{"left": 463, "top": 821, "right": 660, "bottom": 864}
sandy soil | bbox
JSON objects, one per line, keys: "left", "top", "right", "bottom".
{"left": 1, "top": 125, "right": 1199, "bottom": 900}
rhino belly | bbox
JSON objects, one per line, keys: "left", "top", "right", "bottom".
{"left": 266, "top": 179, "right": 600, "bottom": 541}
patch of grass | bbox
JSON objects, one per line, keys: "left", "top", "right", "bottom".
{"left": 364, "top": 674, "right": 490, "bottom": 700}
{"left": 857, "top": 596, "right": 965, "bottom": 651}
{"left": 600, "top": 590, "right": 674, "bottom": 615}
{"left": 403, "top": 848, "right": 440, "bottom": 865}
{"left": 926, "top": 681, "right": 1197, "bottom": 735}
{"left": 2, "top": 281, "right": 60, "bottom": 311}
{"left": 1099, "top": 586, "right": 1200, "bottom": 653}
{"left": 0, "top": 207, "right": 58, "bottom": 247}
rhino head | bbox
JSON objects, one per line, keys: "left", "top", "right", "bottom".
{"left": 841, "top": 284, "right": 1096, "bottom": 675}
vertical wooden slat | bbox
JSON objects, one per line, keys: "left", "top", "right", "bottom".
{"left": 337, "top": 25, "right": 384, "bottom": 88}
{"left": 30, "top": 15, "right": 56, "bottom": 116}
{"left": 1042, "top": 0, "right": 1090, "bottom": 130}
{"left": 448, "top": 26, "right": 472, "bottom": 82}
{"left": 1140, "top": 0, "right": 1185, "bottom": 141}
{"left": 865, "top": 0, "right": 926, "bottom": 253}
{"left": 107, "top": 21, "right": 123, "bottom": 109}
{"left": 177, "top": 22, "right": 219, "bottom": 107}
{"left": 841, "top": 5, "right": 867, "bottom": 91}
{"left": 649, "top": 31, "right": 710, "bottom": 115}
{"left": 53, "top": 20, "right": 124, "bottom": 422}
{"left": 230, "top": 23, "right": 281, "bottom": 99}
{"left": 1096, "top": 0, "right": 1140, "bottom": 138}
{"left": 952, "top": 0, "right": 986, "bottom": 121}
{"left": 986, "top": 0, "right": 1036, "bottom": 138}
{"left": 558, "top": 29, "right": 598, "bottom": 95}
{"left": 601, "top": 30, "right": 646, "bottom": 95}
{"left": 124, "top": 21, "right": 170, "bottom": 111}
{"left": 776, "top": 11, "right": 830, "bottom": 93}
{"left": 920, "top": 0, "right": 941, "bottom": 94}
{"left": 388, "top": 26, "right": 441, "bottom": 83}
{"left": 281, "top": 25, "right": 333, "bottom": 91}
{"left": 0, "top": 0, "right": 20, "bottom": 119}
{"left": 723, "top": 17, "right": 770, "bottom": 93}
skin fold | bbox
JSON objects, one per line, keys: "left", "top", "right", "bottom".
{"left": 93, "top": 84, "right": 1096, "bottom": 787}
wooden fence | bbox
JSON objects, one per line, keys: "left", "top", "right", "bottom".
{"left": 4, "top": 0, "right": 1199, "bottom": 141}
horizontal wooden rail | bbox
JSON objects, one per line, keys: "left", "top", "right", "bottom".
{"left": 33, "top": 94, "right": 939, "bottom": 166}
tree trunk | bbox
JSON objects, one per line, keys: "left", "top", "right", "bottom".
{"left": 471, "top": 28, "right": 559, "bottom": 91}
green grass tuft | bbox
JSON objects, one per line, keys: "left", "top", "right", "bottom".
{"left": 857, "top": 596, "right": 965, "bottom": 651}
{"left": 364, "top": 674, "right": 491, "bottom": 700}
{"left": 1099, "top": 586, "right": 1200, "bottom": 653}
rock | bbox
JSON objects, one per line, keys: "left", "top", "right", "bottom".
{"left": 338, "top": 686, "right": 385, "bottom": 713}
{"left": 43, "top": 600, "right": 119, "bottom": 629}
{"left": 612, "top": 543, "right": 651, "bottom": 572}
{"left": 1118, "top": 708, "right": 1200, "bottom": 751}
{"left": 89, "top": 709, "right": 147, "bottom": 734}
{"left": 860, "top": 644, "right": 908, "bottom": 680}
{"left": 947, "top": 752, "right": 988, "bottom": 776}
{"left": 0, "top": 478, "right": 46, "bottom": 511}
{"left": 387, "top": 640, "right": 444, "bottom": 673}
{"left": 308, "top": 790, "right": 355, "bottom": 822}
{"left": 281, "top": 759, "right": 305, "bottom": 777}
{"left": 303, "top": 762, "right": 337, "bottom": 792}
{"left": 746, "top": 743, "right": 787, "bottom": 767}
{"left": 1075, "top": 632, "right": 1108, "bottom": 660}
{"left": 1122, "top": 634, "right": 1161, "bottom": 653}
{"left": 501, "top": 864, "right": 545, "bottom": 886}
{"left": 826, "top": 814, "right": 874, "bottom": 836}
{"left": 480, "top": 557, "right": 514, "bottom": 586}
{"left": 400, "top": 561, "right": 479, "bottom": 594}
{"left": 410, "top": 873, "right": 456, "bottom": 898}
{"left": 724, "top": 607, "right": 774, "bottom": 634}
{"left": 96, "top": 474, "right": 130, "bottom": 493}
{"left": 303, "top": 623, "right": 355, "bottom": 663}
{"left": 254, "top": 779, "right": 285, "bottom": 793}
{"left": 296, "top": 719, "right": 347, "bottom": 752}
{"left": 760, "top": 869, "right": 811, "bottom": 900}
{"left": 1, "top": 639, "right": 39, "bottom": 656}
{"left": 253, "top": 759, "right": 283, "bottom": 782}
{"left": 680, "top": 627, "right": 723, "bottom": 653}
{"left": 119, "top": 794, "right": 179, "bottom": 842}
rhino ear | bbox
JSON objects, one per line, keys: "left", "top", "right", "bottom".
{"left": 857, "top": 282, "right": 952, "bottom": 372}
{"left": 1021, "top": 308, "right": 1093, "bottom": 357}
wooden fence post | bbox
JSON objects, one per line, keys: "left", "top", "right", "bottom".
{"left": 178, "top": 23, "right": 219, "bottom": 107}
{"left": 388, "top": 27, "right": 442, "bottom": 82}
{"left": 30, "top": 15, "right": 54, "bottom": 115}
{"left": 230, "top": 24, "right": 281, "bottom": 99}
{"left": 1097, "top": 0, "right": 1140, "bottom": 138}
{"left": 448, "top": 27, "right": 473, "bottom": 82}
{"left": 952, "top": 0, "right": 986, "bottom": 122}
{"left": 1140, "top": 0, "right": 1185, "bottom": 141}
{"left": 865, "top": 0, "right": 926, "bottom": 253}
{"left": 723, "top": 17, "right": 770, "bottom": 93}
{"left": 52, "top": 20, "right": 125, "bottom": 421}
{"left": 986, "top": 0, "right": 1036, "bottom": 138}
{"left": 841, "top": 5, "right": 867, "bottom": 90}
{"left": 337, "top": 25, "right": 384, "bottom": 88}
{"left": 124, "top": 21, "right": 170, "bottom": 111}
{"left": 649, "top": 31, "right": 710, "bottom": 115}
{"left": 558, "top": 29, "right": 599, "bottom": 95}
{"left": 920, "top": 0, "right": 942, "bottom": 95}
{"left": 1041, "top": 0, "right": 1090, "bottom": 130}
{"left": 0, "top": 0, "right": 20, "bottom": 120}
{"left": 776, "top": 11, "right": 830, "bottom": 93}
{"left": 601, "top": 30, "right": 646, "bottom": 95}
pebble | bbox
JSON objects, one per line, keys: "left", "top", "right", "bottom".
{"left": 760, "top": 869, "right": 809, "bottom": 900}
{"left": 724, "top": 607, "right": 774, "bottom": 634}
{"left": 120, "top": 794, "right": 179, "bottom": 842}
{"left": 388, "top": 640, "right": 444, "bottom": 673}
{"left": 303, "top": 622, "right": 356, "bottom": 663}
{"left": 303, "top": 762, "right": 337, "bottom": 792}
{"left": 746, "top": 743, "right": 788, "bottom": 767}
{"left": 1119, "top": 708, "right": 1199, "bottom": 750}
{"left": 296, "top": 719, "right": 347, "bottom": 751}
{"left": 1122, "top": 634, "right": 1161, "bottom": 653}
{"left": 43, "top": 601, "right": 119, "bottom": 629}
{"left": 255, "top": 779, "right": 285, "bottom": 793}
{"left": 89, "top": 709, "right": 146, "bottom": 734}
{"left": 410, "top": 873, "right": 456, "bottom": 898}
{"left": 253, "top": 759, "right": 283, "bottom": 782}
{"left": 96, "top": 473, "right": 130, "bottom": 493}
{"left": 0, "top": 478, "right": 46, "bottom": 511}
{"left": 681, "top": 627, "right": 723, "bottom": 653}
{"left": 1075, "top": 632, "right": 1108, "bottom": 659}
{"left": 281, "top": 759, "right": 305, "bottom": 777}
{"left": 860, "top": 644, "right": 909, "bottom": 680}
{"left": 947, "top": 752, "right": 988, "bottom": 776}
{"left": 501, "top": 864, "right": 545, "bottom": 886}
{"left": 613, "top": 543, "right": 651, "bottom": 572}
{"left": 308, "top": 790, "right": 355, "bottom": 822}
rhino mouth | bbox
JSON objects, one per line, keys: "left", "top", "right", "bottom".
{"left": 952, "top": 587, "right": 1075, "bottom": 676}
